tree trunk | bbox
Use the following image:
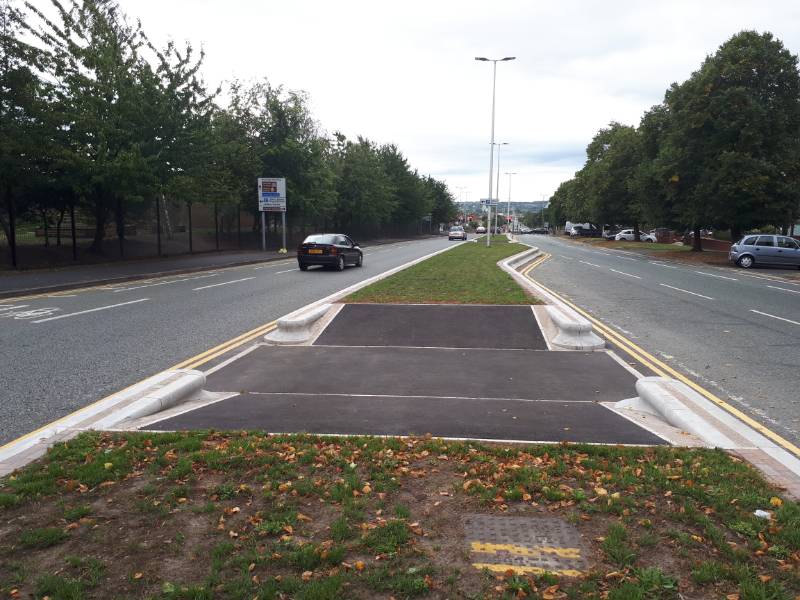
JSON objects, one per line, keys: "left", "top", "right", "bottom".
{"left": 116, "top": 197, "right": 125, "bottom": 258}
{"left": 70, "top": 201, "right": 77, "bottom": 261}
{"left": 730, "top": 225, "right": 742, "bottom": 244}
{"left": 3, "top": 191, "right": 17, "bottom": 268}
{"left": 187, "top": 201, "right": 193, "bottom": 253}
{"left": 90, "top": 200, "right": 107, "bottom": 254}
{"left": 633, "top": 222, "right": 641, "bottom": 242}
{"left": 41, "top": 209, "right": 49, "bottom": 247}
{"left": 214, "top": 203, "right": 219, "bottom": 251}
{"left": 155, "top": 196, "right": 162, "bottom": 257}
{"left": 692, "top": 225, "right": 703, "bottom": 252}
{"left": 56, "top": 206, "right": 65, "bottom": 247}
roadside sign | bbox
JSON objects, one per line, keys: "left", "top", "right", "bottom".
{"left": 480, "top": 198, "right": 499, "bottom": 207}
{"left": 257, "top": 177, "right": 286, "bottom": 212}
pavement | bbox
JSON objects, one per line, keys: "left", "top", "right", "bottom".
{"left": 141, "top": 303, "right": 664, "bottom": 445}
{"left": 0, "top": 237, "right": 454, "bottom": 445}
{"left": 522, "top": 233, "right": 800, "bottom": 448}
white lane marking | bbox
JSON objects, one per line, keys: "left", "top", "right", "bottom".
{"left": 274, "top": 269, "right": 295, "bottom": 275}
{"left": 0, "top": 304, "right": 29, "bottom": 312}
{"left": 659, "top": 283, "right": 713, "bottom": 300}
{"left": 112, "top": 273, "right": 219, "bottom": 292}
{"left": 693, "top": 270, "right": 738, "bottom": 281}
{"left": 193, "top": 277, "right": 256, "bottom": 291}
{"left": 2, "top": 307, "right": 60, "bottom": 320}
{"left": 609, "top": 268, "right": 641, "bottom": 279}
{"left": 557, "top": 255, "right": 574, "bottom": 260}
{"left": 579, "top": 260, "right": 604, "bottom": 268}
{"left": 254, "top": 261, "right": 293, "bottom": 270}
{"left": 32, "top": 298, "right": 149, "bottom": 323}
{"left": 750, "top": 309, "right": 800, "bottom": 326}
{"left": 616, "top": 256, "right": 637, "bottom": 261}
{"left": 650, "top": 261, "right": 679, "bottom": 269}
{"left": 767, "top": 285, "right": 800, "bottom": 295}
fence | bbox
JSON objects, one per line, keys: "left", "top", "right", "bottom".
{"left": 0, "top": 200, "right": 435, "bottom": 270}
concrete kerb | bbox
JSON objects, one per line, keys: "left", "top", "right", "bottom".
{"left": 265, "top": 303, "right": 333, "bottom": 345}
{"left": 0, "top": 369, "right": 204, "bottom": 475}
{"left": 545, "top": 305, "right": 605, "bottom": 351}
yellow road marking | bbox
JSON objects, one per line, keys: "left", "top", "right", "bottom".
{"left": 525, "top": 259, "right": 800, "bottom": 458}
{"left": 472, "top": 563, "right": 584, "bottom": 577}
{"left": 471, "top": 541, "right": 581, "bottom": 559}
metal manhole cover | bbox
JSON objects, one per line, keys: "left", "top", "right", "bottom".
{"left": 464, "top": 514, "right": 588, "bottom": 577}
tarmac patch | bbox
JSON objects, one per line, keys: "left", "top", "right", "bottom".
{"left": 465, "top": 515, "right": 589, "bottom": 577}
{"left": 314, "top": 303, "right": 547, "bottom": 349}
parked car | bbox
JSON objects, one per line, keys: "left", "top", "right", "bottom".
{"left": 448, "top": 226, "right": 467, "bottom": 241}
{"left": 729, "top": 234, "right": 800, "bottom": 269}
{"left": 475, "top": 226, "right": 487, "bottom": 234}
{"left": 615, "top": 229, "right": 656, "bottom": 243}
{"left": 570, "top": 225, "right": 601, "bottom": 237}
{"left": 603, "top": 226, "right": 622, "bottom": 240}
{"left": 297, "top": 233, "right": 363, "bottom": 271}
{"left": 531, "top": 227, "right": 549, "bottom": 235}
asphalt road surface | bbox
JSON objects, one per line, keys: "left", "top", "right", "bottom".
{"left": 522, "top": 234, "right": 800, "bottom": 447}
{"left": 0, "top": 237, "right": 457, "bottom": 444}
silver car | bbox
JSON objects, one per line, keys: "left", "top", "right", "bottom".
{"left": 729, "top": 234, "right": 800, "bottom": 269}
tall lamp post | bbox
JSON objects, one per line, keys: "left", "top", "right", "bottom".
{"left": 493, "top": 142, "right": 509, "bottom": 234}
{"left": 505, "top": 171, "right": 517, "bottom": 232}
{"left": 475, "top": 55, "right": 515, "bottom": 246}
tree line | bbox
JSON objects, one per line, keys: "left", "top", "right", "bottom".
{"left": 0, "top": 0, "right": 457, "bottom": 266}
{"left": 548, "top": 31, "right": 800, "bottom": 249}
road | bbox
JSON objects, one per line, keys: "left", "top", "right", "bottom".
{"left": 522, "top": 233, "right": 800, "bottom": 447}
{"left": 0, "top": 237, "right": 456, "bottom": 444}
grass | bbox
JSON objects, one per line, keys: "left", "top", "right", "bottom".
{"left": 346, "top": 235, "right": 538, "bottom": 304}
{"left": 1, "top": 432, "right": 799, "bottom": 599}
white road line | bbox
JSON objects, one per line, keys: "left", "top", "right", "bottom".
{"left": 659, "top": 283, "right": 713, "bottom": 300}
{"left": 694, "top": 270, "right": 738, "bottom": 281}
{"left": 193, "top": 277, "right": 256, "bottom": 291}
{"left": 609, "top": 268, "right": 641, "bottom": 279}
{"left": 557, "top": 255, "right": 574, "bottom": 260}
{"left": 32, "top": 298, "right": 149, "bottom": 323}
{"left": 274, "top": 269, "right": 295, "bottom": 275}
{"left": 254, "top": 261, "right": 293, "bottom": 270}
{"left": 113, "top": 273, "right": 219, "bottom": 292}
{"left": 616, "top": 256, "right": 637, "bottom": 261}
{"left": 650, "top": 261, "right": 679, "bottom": 269}
{"left": 579, "top": 260, "right": 604, "bottom": 268}
{"left": 0, "top": 305, "right": 28, "bottom": 312}
{"left": 750, "top": 309, "right": 800, "bottom": 326}
{"left": 767, "top": 285, "right": 800, "bottom": 295}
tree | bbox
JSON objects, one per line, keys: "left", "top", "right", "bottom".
{"left": 661, "top": 31, "right": 800, "bottom": 248}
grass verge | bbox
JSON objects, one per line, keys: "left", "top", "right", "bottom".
{"left": 1, "top": 431, "right": 798, "bottom": 599}
{"left": 346, "top": 235, "right": 539, "bottom": 304}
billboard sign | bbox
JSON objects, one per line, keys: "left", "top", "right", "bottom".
{"left": 258, "top": 177, "right": 286, "bottom": 212}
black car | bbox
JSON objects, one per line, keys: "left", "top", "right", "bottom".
{"left": 531, "top": 227, "right": 549, "bottom": 235}
{"left": 297, "top": 234, "right": 363, "bottom": 271}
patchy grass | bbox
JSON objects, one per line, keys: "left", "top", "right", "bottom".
{"left": 346, "top": 235, "right": 539, "bottom": 304}
{"left": 0, "top": 431, "right": 798, "bottom": 599}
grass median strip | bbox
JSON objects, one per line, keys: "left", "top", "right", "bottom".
{"left": 1, "top": 431, "right": 799, "bottom": 599}
{"left": 347, "top": 236, "right": 539, "bottom": 304}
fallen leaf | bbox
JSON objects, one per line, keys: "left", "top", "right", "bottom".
{"left": 133, "top": 572, "right": 143, "bottom": 580}
{"left": 770, "top": 497, "right": 783, "bottom": 508}
{"left": 104, "top": 462, "right": 113, "bottom": 470}
{"left": 301, "top": 571, "right": 313, "bottom": 582}
{"left": 355, "top": 561, "right": 365, "bottom": 571}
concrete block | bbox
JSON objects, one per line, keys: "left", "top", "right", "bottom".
{"left": 264, "top": 303, "right": 332, "bottom": 345}
{"left": 545, "top": 305, "right": 605, "bottom": 350}
{"left": 634, "top": 377, "right": 737, "bottom": 449}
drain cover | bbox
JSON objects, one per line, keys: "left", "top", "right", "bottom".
{"left": 464, "top": 514, "right": 588, "bottom": 577}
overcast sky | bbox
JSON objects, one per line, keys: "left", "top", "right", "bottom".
{"left": 116, "top": 0, "right": 800, "bottom": 204}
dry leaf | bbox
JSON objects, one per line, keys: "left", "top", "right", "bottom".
{"left": 133, "top": 572, "right": 143, "bottom": 580}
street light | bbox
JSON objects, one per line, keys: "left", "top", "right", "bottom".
{"left": 493, "top": 142, "right": 509, "bottom": 234}
{"left": 505, "top": 172, "right": 517, "bottom": 232}
{"left": 475, "top": 56, "right": 516, "bottom": 246}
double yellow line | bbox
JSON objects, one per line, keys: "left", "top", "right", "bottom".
{"left": 525, "top": 254, "right": 800, "bottom": 457}
{"left": 170, "top": 320, "right": 278, "bottom": 370}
